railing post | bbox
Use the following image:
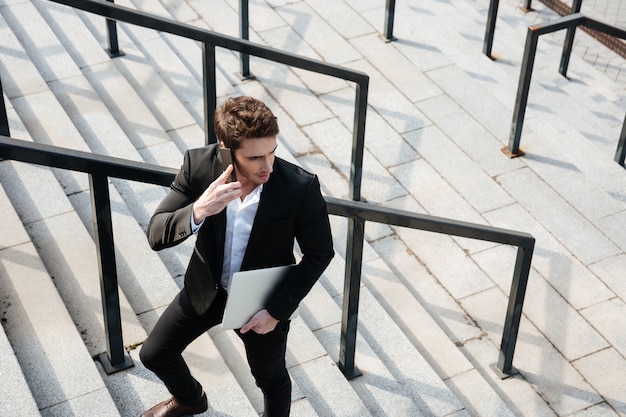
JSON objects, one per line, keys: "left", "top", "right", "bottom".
{"left": 0, "top": 77, "right": 9, "bottom": 137}
{"left": 350, "top": 82, "right": 368, "bottom": 202}
{"left": 521, "top": 0, "right": 533, "bottom": 12}
{"left": 558, "top": 0, "right": 583, "bottom": 77}
{"left": 494, "top": 242, "right": 534, "bottom": 377}
{"left": 89, "top": 173, "right": 133, "bottom": 374}
{"left": 338, "top": 217, "right": 365, "bottom": 379}
{"left": 202, "top": 43, "right": 218, "bottom": 145}
{"left": 382, "top": 0, "right": 397, "bottom": 42}
{"left": 483, "top": 0, "right": 500, "bottom": 58}
{"left": 505, "top": 27, "right": 539, "bottom": 157}
{"left": 239, "top": 0, "right": 253, "bottom": 78}
{"left": 337, "top": 73, "right": 368, "bottom": 379}
{"left": 105, "top": 0, "right": 124, "bottom": 57}
{"left": 615, "top": 113, "right": 626, "bottom": 167}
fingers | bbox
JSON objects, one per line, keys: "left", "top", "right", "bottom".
{"left": 210, "top": 166, "right": 241, "bottom": 201}
{"left": 240, "top": 321, "right": 252, "bottom": 334}
{"left": 219, "top": 164, "right": 234, "bottom": 181}
{"left": 219, "top": 167, "right": 240, "bottom": 193}
{"left": 240, "top": 316, "right": 259, "bottom": 334}
{"left": 193, "top": 169, "right": 242, "bottom": 222}
{"left": 218, "top": 183, "right": 241, "bottom": 202}
{"left": 239, "top": 310, "right": 278, "bottom": 335}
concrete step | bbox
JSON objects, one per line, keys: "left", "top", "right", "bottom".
{"left": 454, "top": 0, "right": 625, "bottom": 157}
{"left": 130, "top": 1, "right": 616, "bottom": 412}
{"left": 225, "top": 3, "right": 623, "bottom": 415}
{"left": 71, "top": 0, "right": 238, "bottom": 139}
{"left": 363, "top": 0, "right": 626, "bottom": 165}
{"left": 0, "top": 3, "right": 408, "bottom": 416}
{"left": 0, "top": 9, "right": 264, "bottom": 416}
{"left": 3, "top": 0, "right": 626, "bottom": 416}
{"left": 77, "top": 5, "right": 468, "bottom": 413}
{"left": 459, "top": 1, "right": 621, "bottom": 143}
{"left": 367, "top": 0, "right": 626, "bottom": 220}
{"left": 0, "top": 175, "right": 121, "bottom": 416}
{"left": 0, "top": 185, "right": 43, "bottom": 417}
{"left": 306, "top": 255, "right": 479, "bottom": 417}
{"left": 0, "top": 93, "right": 143, "bottom": 349}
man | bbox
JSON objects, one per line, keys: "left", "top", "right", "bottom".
{"left": 139, "top": 96, "right": 334, "bottom": 417}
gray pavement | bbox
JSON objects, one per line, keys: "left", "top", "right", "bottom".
{"left": 1, "top": 0, "right": 626, "bottom": 415}
{"left": 524, "top": 0, "right": 626, "bottom": 88}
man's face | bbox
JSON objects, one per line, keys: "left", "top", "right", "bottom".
{"left": 232, "top": 136, "right": 277, "bottom": 186}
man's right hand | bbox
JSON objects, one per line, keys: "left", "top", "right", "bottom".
{"left": 192, "top": 165, "right": 242, "bottom": 224}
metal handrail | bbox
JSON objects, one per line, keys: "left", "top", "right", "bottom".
{"left": 44, "top": 0, "right": 369, "bottom": 202}
{"left": 504, "top": 13, "right": 626, "bottom": 167}
{"left": 483, "top": 0, "right": 583, "bottom": 60}
{"left": 383, "top": 0, "right": 398, "bottom": 42}
{"left": 106, "top": 0, "right": 252, "bottom": 77}
{"left": 0, "top": 77, "right": 8, "bottom": 137}
{"left": 104, "top": 0, "right": 123, "bottom": 57}
{"left": 0, "top": 0, "right": 370, "bottom": 373}
{"left": 0, "top": 136, "right": 535, "bottom": 378}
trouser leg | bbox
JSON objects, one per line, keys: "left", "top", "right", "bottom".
{"left": 236, "top": 321, "right": 292, "bottom": 417}
{"left": 140, "top": 288, "right": 226, "bottom": 404}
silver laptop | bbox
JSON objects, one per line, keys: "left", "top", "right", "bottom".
{"left": 222, "top": 265, "right": 298, "bottom": 330}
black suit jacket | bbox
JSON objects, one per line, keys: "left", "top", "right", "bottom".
{"left": 147, "top": 144, "right": 334, "bottom": 320}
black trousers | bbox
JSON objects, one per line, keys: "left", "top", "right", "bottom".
{"left": 140, "top": 288, "right": 292, "bottom": 417}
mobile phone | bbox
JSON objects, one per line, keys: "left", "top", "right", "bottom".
{"left": 219, "top": 147, "right": 237, "bottom": 183}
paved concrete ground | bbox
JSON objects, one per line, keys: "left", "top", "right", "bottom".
{"left": 535, "top": 0, "right": 626, "bottom": 88}
{"left": 142, "top": 0, "right": 626, "bottom": 414}
{"left": 1, "top": 0, "right": 626, "bottom": 415}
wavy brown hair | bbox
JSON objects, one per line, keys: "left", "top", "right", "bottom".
{"left": 214, "top": 96, "right": 279, "bottom": 149}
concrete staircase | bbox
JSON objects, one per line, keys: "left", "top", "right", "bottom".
{"left": 1, "top": 0, "right": 625, "bottom": 416}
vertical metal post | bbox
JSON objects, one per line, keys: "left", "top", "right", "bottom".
{"left": 505, "top": 28, "right": 539, "bottom": 157}
{"left": 615, "top": 113, "right": 626, "bottom": 167}
{"left": 382, "top": 0, "right": 397, "bottom": 42}
{"left": 494, "top": 241, "right": 534, "bottom": 377}
{"left": 202, "top": 43, "right": 218, "bottom": 145}
{"left": 105, "top": 0, "right": 124, "bottom": 58}
{"left": 350, "top": 82, "right": 368, "bottom": 202}
{"left": 559, "top": 0, "right": 583, "bottom": 76}
{"left": 338, "top": 217, "right": 365, "bottom": 379}
{"left": 483, "top": 0, "right": 500, "bottom": 58}
{"left": 90, "top": 173, "right": 133, "bottom": 374}
{"left": 521, "top": 0, "right": 533, "bottom": 12}
{"left": 338, "top": 78, "right": 367, "bottom": 378}
{"left": 239, "top": 0, "right": 253, "bottom": 78}
{"left": 0, "top": 77, "right": 10, "bottom": 137}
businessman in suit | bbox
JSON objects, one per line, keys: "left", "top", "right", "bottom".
{"left": 139, "top": 96, "right": 334, "bottom": 417}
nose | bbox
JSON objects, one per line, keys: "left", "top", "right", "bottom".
{"left": 262, "top": 156, "right": 273, "bottom": 173}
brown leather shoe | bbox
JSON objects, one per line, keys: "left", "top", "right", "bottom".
{"left": 141, "top": 392, "right": 208, "bottom": 417}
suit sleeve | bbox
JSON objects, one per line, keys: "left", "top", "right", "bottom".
{"left": 266, "top": 175, "right": 334, "bottom": 320}
{"left": 147, "top": 151, "right": 196, "bottom": 251}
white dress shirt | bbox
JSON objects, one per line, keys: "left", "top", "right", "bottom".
{"left": 191, "top": 185, "right": 263, "bottom": 292}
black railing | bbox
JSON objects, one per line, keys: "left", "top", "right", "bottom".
{"left": 238, "top": 0, "right": 252, "bottom": 79}
{"left": 104, "top": 0, "right": 123, "bottom": 57}
{"left": 0, "top": 77, "right": 9, "bottom": 137}
{"left": 16, "top": 0, "right": 371, "bottom": 369}
{"left": 0, "top": 137, "right": 176, "bottom": 373}
{"left": 380, "top": 0, "right": 536, "bottom": 44}
{"left": 483, "top": 0, "right": 583, "bottom": 60}
{"left": 382, "top": 0, "right": 398, "bottom": 42}
{"left": 504, "top": 12, "right": 626, "bottom": 167}
{"left": 44, "top": 0, "right": 369, "bottom": 202}
{"left": 0, "top": 136, "right": 535, "bottom": 378}
{"left": 326, "top": 196, "right": 535, "bottom": 378}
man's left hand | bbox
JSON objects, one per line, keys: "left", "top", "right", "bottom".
{"left": 240, "top": 309, "right": 278, "bottom": 334}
